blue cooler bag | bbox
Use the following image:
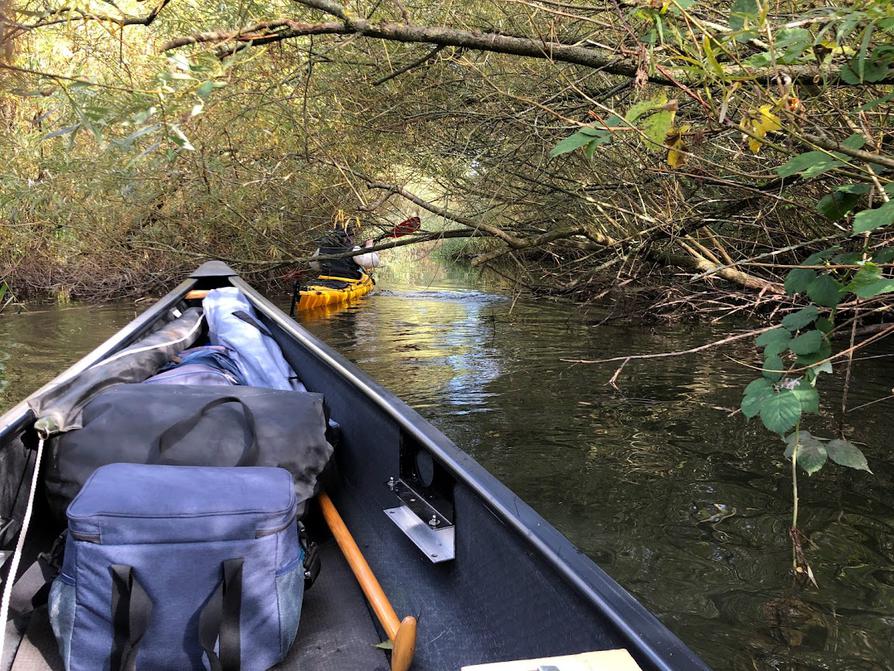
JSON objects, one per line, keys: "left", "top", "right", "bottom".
{"left": 48, "top": 463, "right": 304, "bottom": 671}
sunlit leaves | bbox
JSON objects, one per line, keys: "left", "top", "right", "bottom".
{"left": 168, "top": 125, "right": 194, "bottom": 151}
{"left": 113, "top": 124, "right": 161, "bottom": 150}
{"left": 642, "top": 109, "right": 675, "bottom": 147}
{"left": 42, "top": 124, "right": 80, "bottom": 141}
{"left": 729, "top": 0, "right": 762, "bottom": 37}
{"left": 846, "top": 263, "right": 894, "bottom": 298}
{"left": 741, "top": 105, "right": 781, "bottom": 153}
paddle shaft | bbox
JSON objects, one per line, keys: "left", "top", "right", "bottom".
{"left": 318, "top": 491, "right": 400, "bottom": 638}
{"left": 318, "top": 492, "right": 416, "bottom": 671}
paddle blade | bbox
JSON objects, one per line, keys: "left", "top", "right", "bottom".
{"left": 389, "top": 216, "right": 421, "bottom": 238}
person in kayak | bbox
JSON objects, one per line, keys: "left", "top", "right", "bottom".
{"left": 310, "top": 223, "right": 379, "bottom": 279}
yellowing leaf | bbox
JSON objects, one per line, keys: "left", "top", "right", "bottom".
{"left": 742, "top": 104, "right": 782, "bottom": 154}
{"left": 666, "top": 124, "right": 689, "bottom": 169}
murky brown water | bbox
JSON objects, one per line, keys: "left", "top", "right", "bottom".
{"left": 2, "top": 264, "right": 893, "bottom": 670}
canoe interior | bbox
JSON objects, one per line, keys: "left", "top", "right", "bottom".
{"left": 0, "top": 263, "right": 708, "bottom": 671}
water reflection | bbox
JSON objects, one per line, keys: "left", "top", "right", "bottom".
{"left": 297, "top": 265, "right": 894, "bottom": 671}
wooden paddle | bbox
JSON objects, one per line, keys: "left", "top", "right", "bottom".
{"left": 318, "top": 491, "right": 417, "bottom": 671}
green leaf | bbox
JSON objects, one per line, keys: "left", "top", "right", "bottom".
{"left": 373, "top": 640, "right": 394, "bottom": 650}
{"left": 760, "top": 390, "right": 801, "bottom": 434}
{"left": 797, "top": 440, "right": 828, "bottom": 474}
{"left": 801, "top": 249, "right": 836, "bottom": 266}
{"left": 781, "top": 306, "right": 818, "bottom": 331}
{"left": 789, "top": 330, "right": 823, "bottom": 355}
{"left": 775, "top": 28, "right": 813, "bottom": 64}
{"left": 42, "top": 124, "right": 80, "bottom": 141}
{"left": 817, "top": 189, "right": 863, "bottom": 221}
{"left": 776, "top": 151, "right": 843, "bottom": 179}
{"left": 783, "top": 430, "right": 816, "bottom": 456}
{"left": 853, "top": 201, "right": 894, "bottom": 234}
{"left": 756, "top": 327, "right": 791, "bottom": 347}
{"left": 783, "top": 432, "right": 827, "bottom": 474}
{"left": 741, "top": 378, "right": 774, "bottom": 418}
{"left": 842, "top": 133, "right": 867, "bottom": 151}
{"left": 846, "top": 263, "right": 894, "bottom": 298}
{"left": 795, "top": 338, "right": 832, "bottom": 369}
{"left": 729, "top": 0, "right": 760, "bottom": 33}
{"left": 861, "top": 93, "right": 894, "bottom": 111}
{"left": 792, "top": 384, "right": 819, "bottom": 414}
{"left": 826, "top": 439, "right": 871, "bottom": 472}
{"left": 169, "top": 125, "right": 195, "bottom": 151}
{"left": 808, "top": 360, "right": 833, "bottom": 378}
{"left": 550, "top": 131, "right": 596, "bottom": 157}
{"left": 815, "top": 317, "right": 834, "bottom": 334}
{"left": 113, "top": 124, "right": 160, "bottom": 149}
{"left": 784, "top": 268, "right": 816, "bottom": 295}
{"left": 625, "top": 96, "right": 666, "bottom": 123}
{"left": 642, "top": 110, "right": 674, "bottom": 147}
{"left": 196, "top": 81, "right": 216, "bottom": 99}
{"left": 806, "top": 274, "right": 841, "bottom": 307}
{"left": 762, "top": 353, "right": 784, "bottom": 381}
{"left": 832, "top": 251, "right": 864, "bottom": 264}
{"left": 744, "top": 377, "right": 773, "bottom": 397}
{"left": 854, "top": 277, "right": 894, "bottom": 298}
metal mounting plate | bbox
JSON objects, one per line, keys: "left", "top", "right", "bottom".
{"left": 384, "top": 505, "right": 455, "bottom": 563}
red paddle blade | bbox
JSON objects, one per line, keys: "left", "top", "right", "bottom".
{"left": 390, "top": 216, "right": 421, "bottom": 238}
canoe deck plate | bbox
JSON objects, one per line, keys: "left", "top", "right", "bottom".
{"left": 384, "top": 478, "right": 455, "bottom": 563}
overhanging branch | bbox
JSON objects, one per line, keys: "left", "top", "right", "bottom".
{"left": 159, "top": 0, "right": 893, "bottom": 86}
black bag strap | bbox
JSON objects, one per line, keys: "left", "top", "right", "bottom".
{"left": 110, "top": 565, "right": 152, "bottom": 671}
{"left": 9, "top": 530, "right": 66, "bottom": 618}
{"left": 150, "top": 397, "right": 259, "bottom": 467}
{"left": 199, "top": 558, "right": 243, "bottom": 671}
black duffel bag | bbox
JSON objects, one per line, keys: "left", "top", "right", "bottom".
{"left": 45, "top": 384, "right": 334, "bottom": 519}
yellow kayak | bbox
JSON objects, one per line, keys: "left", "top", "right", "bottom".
{"left": 296, "top": 273, "right": 374, "bottom": 311}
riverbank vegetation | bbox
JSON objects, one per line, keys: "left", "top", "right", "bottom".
{"left": 1, "top": 0, "right": 893, "bottom": 572}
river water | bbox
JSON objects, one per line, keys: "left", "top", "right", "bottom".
{"left": 1, "top": 262, "right": 892, "bottom": 670}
